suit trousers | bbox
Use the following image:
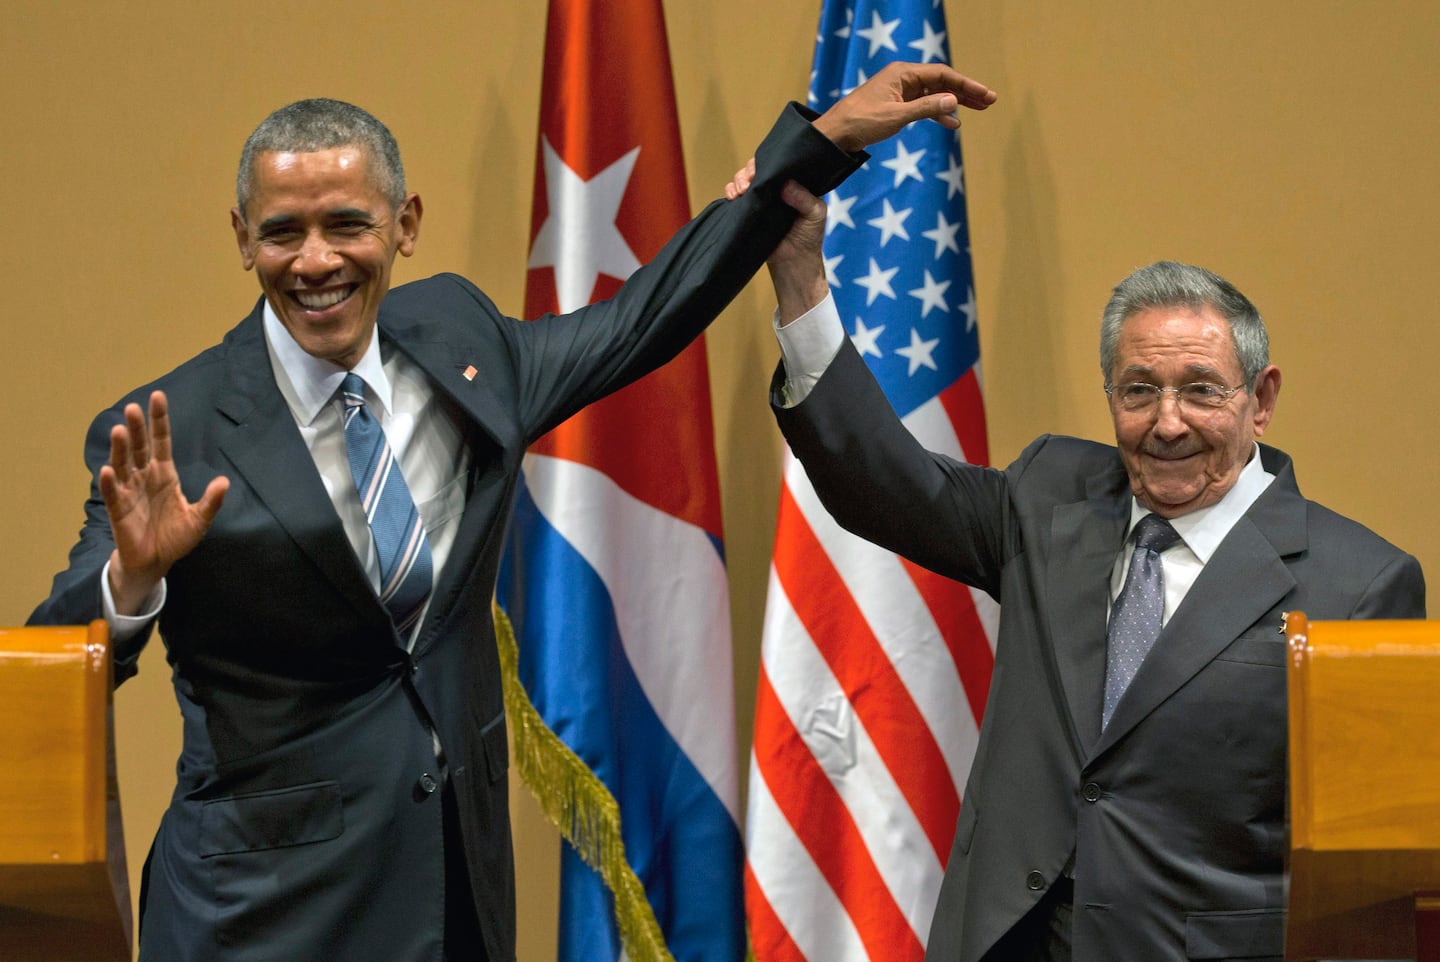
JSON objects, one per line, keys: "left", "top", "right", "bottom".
{"left": 444, "top": 782, "right": 487, "bottom": 961}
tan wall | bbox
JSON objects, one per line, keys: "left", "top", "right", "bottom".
{"left": 4, "top": 2, "right": 1439, "bottom": 959}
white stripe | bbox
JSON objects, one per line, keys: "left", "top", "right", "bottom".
{"left": 758, "top": 568, "right": 945, "bottom": 940}
{"left": 744, "top": 753, "right": 868, "bottom": 960}
{"left": 522, "top": 452, "right": 739, "bottom": 822}
{"left": 783, "top": 459, "right": 981, "bottom": 794}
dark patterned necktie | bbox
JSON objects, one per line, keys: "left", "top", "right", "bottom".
{"left": 340, "top": 373, "right": 433, "bottom": 637}
{"left": 1102, "top": 514, "right": 1181, "bottom": 729}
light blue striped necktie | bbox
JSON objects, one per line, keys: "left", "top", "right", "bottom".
{"left": 340, "top": 372, "right": 433, "bottom": 637}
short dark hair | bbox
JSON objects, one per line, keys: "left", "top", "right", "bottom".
{"left": 236, "top": 98, "right": 405, "bottom": 214}
{"left": 1099, "top": 261, "right": 1269, "bottom": 389}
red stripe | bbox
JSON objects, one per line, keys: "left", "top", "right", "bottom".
{"left": 752, "top": 662, "right": 924, "bottom": 960}
{"left": 772, "top": 485, "right": 960, "bottom": 864}
{"left": 744, "top": 862, "right": 808, "bottom": 962}
{"left": 938, "top": 368, "right": 990, "bottom": 467}
{"left": 900, "top": 559, "right": 993, "bottom": 729}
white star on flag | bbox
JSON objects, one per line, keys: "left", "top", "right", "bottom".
{"left": 908, "top": 270, "right": 952, "bottom": 317}
{"left": 527, "top": 138, "right": 642, "bottom": 313}
{"left": 855, "top": 10, "right": 900, "bottom": 57}
{"left": 850, "top": 317, "right": 886, "bottom": 357}
{"left": 866, "top": 198, "right": 912, "bottom": 247}
{"left": 854, "top": 257, "right": 899, "bottom": 305}
{"left": 959, "top": 284, "right": 978, "bottom": 331}
{"left": 824, "top": 252, "right": 844, "bottom": 289}
{"left": 881, "top": 140, "right": 926, "bottom": 188}
{"left": 922, "top": 210, "right": 963, "bottom": 259}
{"left": 907, "top": 20, "right": 947, "bottom": 62}
{"left": 937, "top": 151, "right": 966, "bottom": 199}
{"left": 826, "top": 190, "right": 857, "bottom": 233}
{"left": 895, "top": 327, "right": 941, "bottom": 375}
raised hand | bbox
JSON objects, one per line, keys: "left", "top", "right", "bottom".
{"left": 814, "top": 61, "right": 996, "bottom": 153}
{"left": 101, "top": 390, "right": 228, "bottom": 615}
{"left": 766, "top": 180, "right": 831, "bottom": 325}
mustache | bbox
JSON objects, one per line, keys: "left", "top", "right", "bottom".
{"left": 1142, "top": 439, "right": 1202, "bottom": 460}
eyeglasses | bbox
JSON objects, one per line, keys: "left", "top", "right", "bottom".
{"left": 1105, "top": 381, "right": 1247, "bottom": 412}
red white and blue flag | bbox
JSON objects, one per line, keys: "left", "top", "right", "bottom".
{"left": 496, "top": 0, "right": 743, "bottom": 959}
{"left": 744, "top": 1, "right": 998, "bottom": 958}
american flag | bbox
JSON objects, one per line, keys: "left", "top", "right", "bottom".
{"left": 744, "top": 1, "right": 999, "bottom": 958}
{"left": 496, "top": 0, "right": 744, "bottom": 959}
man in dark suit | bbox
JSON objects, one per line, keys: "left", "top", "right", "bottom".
{"left": 751, "top": 182, "right": 1425, "bottom": 960}
{"left": 29, "top": 67, "right": 997, "bottom": 961}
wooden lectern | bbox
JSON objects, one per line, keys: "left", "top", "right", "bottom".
{"left": 0, "top": 622, "right": 132, "bottom": 961}
{"left": 1286, "top": 611, "right": 1440, "bottom": 962}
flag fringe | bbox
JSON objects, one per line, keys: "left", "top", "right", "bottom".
{"left": 493, "top": 601, "right": 676, "bottom": 962}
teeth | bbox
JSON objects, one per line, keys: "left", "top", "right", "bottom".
{"left": 294, "top": 288, "right": 350, "bottom": 310}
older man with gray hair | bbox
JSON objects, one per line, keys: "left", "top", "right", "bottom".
{"left": 752, "top": 179, "right": 1424, "bottom": 961}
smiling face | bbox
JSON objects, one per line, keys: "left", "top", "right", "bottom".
{"left": 231, "top": 146, "right": 421, "bottom": 369}
{"left": 1109, "top": 305, "right": 1281, "bottom": 518}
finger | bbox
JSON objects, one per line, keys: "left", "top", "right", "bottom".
{"left": 109, "top": 421, "right": 134, "bottom": 481}
{"left": 896, "top": 64, "right": 997, "bottom": 110}
{"left": 98, "top": 464, "right": 127, "bottom": 521}
{"left": 195, "top": 475, "right": 231, "bottom": 527}
{"left": 148, "top": 390, "right": 173, "bottom": 464}
{"left": 123, "top": 402, "right": 149, "bottom": 470}
{"left": 779, "top": 179, "right": 825, "bottom": 219}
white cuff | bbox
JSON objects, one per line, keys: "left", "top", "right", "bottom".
{"left": 100, "top": 559, "right": 166, "bottom": 643}
{"left": 773, "top": 292, "right": 845, "bottom": 407}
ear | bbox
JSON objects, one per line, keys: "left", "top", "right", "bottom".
{"left": 397, "top": 193, "right": 422, "bottom": 257}
{"left": 231, "top": 208, "right": 256, "bottom": 271}
{"left": 1250, "top": 364, "right": 1282, "bottom": 437}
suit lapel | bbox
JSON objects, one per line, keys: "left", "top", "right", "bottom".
{"left": 378, "top": 311, "right": 516, "bottom": 650}
{"left": 1046, "top": 467, "right": 1131, "bottom": 755}
{"left": 213, "top": 305, "right": 384, "bottom": 623}
{"left": 1093, "top": 446, "right": 1305, "bottom": 755}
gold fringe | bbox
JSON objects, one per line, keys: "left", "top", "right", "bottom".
{"left": 493, "top": 601, "right": 676, "bottom": 962}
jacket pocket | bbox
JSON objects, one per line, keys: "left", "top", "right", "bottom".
{"left": 199, "top": 780, "right": 344, "bottom": 857}
{"left": 1185, "top": 906, "right": 1282, "bottom": 959}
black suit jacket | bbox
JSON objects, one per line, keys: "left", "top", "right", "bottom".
{"left": 30, "top": 104, "right": 860, "bottom": 962}
{"left": 775, "top": 340, "right": 1425, "bottom": 962}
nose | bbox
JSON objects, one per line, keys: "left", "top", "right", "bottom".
{"left": 292, "top": 229, "right": 342, "bottom": 279}
{"left": 1150, "top": 390, "right": 1189, "bottom": 441}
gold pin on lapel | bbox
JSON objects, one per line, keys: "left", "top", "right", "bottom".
{"left": 463, "top": 365, "right": 478, "bottom": 382}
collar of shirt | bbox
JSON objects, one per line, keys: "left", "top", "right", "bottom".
{"left": 262, "top": 300, "right": 394, "bottom": 423}
{"left": 1125, "top": 442, "right": 1275, "bottom": 562}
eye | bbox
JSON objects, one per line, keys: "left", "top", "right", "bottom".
{"left": 1118, "top": 383, "right": 1159, "bottom": 401}
{"left": 1180, "top": 383, "right": 1228, "bottom": 404}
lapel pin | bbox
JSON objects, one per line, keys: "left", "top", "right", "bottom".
{"left": 462, "top": 365, "right": 478, "bottom": 382}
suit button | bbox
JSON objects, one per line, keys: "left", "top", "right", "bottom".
{"left": 1026, "top": 871, "right": 1046, "bottom": 891}
{"left": 417, "top": 773, "right": 438, "bottom": 795}
{"left": 1082, "top": 782, "right": 1102, "bottom": 803}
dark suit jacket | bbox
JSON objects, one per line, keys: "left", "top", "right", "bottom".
{"left": 775, "top": 341, "right": 1425, "bottom": 962}
{"left": 29, "top": 104, "right": 860, "bottom": 962}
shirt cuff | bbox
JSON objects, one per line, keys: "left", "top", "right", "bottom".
{"left": 773, "top": 292, "right": 846, "bottom": 408}
{"left": 100, "top": 559, "right": 166, "bottom": 642}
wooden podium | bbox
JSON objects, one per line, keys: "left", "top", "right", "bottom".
{"left": 0, "top": 622, "right": 132, "bottom": 961}
{"left": 1286, "top": 611, "right": 1440, "bottom": 961}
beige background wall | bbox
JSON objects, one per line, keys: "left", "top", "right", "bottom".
{"left": 5, "top": 2, "right": 1439, "bottom": 959}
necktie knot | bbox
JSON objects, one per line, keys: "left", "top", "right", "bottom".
{"left": 341, "top": 372, "right": 368, "bottom": 416}
{"left": 1132, "top": 514, "right": 1181, "bottom": 555}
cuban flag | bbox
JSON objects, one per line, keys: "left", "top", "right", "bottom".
{"left": 495, "top": 0, "right": 744, "bottom": 960}
{"left": 744, "top": 1, "right": 999, "bottom": 958}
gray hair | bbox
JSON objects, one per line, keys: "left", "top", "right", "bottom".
{"left": 236, "top": 98, "right": 405, "bottom": 214}
{"left": 1099, "top": 261, "right": 1269, "bottom": 389}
